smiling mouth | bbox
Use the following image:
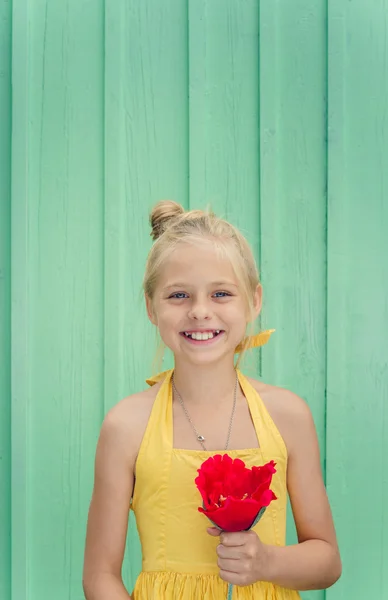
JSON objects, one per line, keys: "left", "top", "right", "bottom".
{"left": 180, "top": 330, "right": 224, "bottom": 341}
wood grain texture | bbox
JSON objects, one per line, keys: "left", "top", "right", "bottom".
{"left": 0, "top": 1, "right": 11, "bottom": 598}
{"left": 326, "top": 1, "right": 388, "bottom": 598}
{"left": 11, "top": 2, "right": 29, "bottom": 598}
{"left": 259, "top": 5, "right": 328, "bottom": 599}
{"left": 2, "top": 0, "right": 388, "bottom": 598}
{"left": 12, "top": 1, "right": 105, "bottom": 598}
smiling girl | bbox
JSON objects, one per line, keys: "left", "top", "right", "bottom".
{"left": 82, "top": 201, "right": 341, "bottom": 599}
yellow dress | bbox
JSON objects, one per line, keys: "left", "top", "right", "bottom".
{"left": 130, "top": 367, "right": 301, "bottom": 599}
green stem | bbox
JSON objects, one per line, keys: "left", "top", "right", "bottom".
{"left": 227, "top": 583, "right": 233, "bottom": 599}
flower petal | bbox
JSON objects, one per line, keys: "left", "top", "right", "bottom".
{"left": 202, "top": 497, "right": 262, "bottom": 532}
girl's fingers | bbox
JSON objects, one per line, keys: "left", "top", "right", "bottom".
{"left": 217, "top": 558, "right": 240, "bottom": 573}
{"left": 217, "top": 544, "right": 243, "bottom": 560}
{"left": 207, "top": 527, "right": 222, "bottom": 536}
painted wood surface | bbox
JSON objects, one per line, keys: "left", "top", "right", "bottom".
{"left": 0, "top": 1, "right": 12, "bottom": 599}
{"left": 326, "top": 1, "right": 388, "bottom": 598}
{"left": 0, "top": 1, "right": 387, "bottom": 599}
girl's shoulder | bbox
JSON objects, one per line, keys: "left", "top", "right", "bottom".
{"left": 102, "top": 380, "right": 163, "bottom": 462}
{"left": 246, "top": 376, "right": 310, "bottom": 416}
{"left": 245, "top": 376, "right": 316, "bottom": 452}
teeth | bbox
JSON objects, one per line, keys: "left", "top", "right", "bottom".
{"left": 184, "top": 331, "right": 221, "bottom": 340}
{"left": 192, "top": 332, "right": 213, "bottom": 340}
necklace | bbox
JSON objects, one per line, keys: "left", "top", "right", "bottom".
{"left": 171, "top": 371, "right": 238, "bottom": 451}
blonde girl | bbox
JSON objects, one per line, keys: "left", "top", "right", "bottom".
{"left": 83, "top": 201, "right": 341, "bottom": 599}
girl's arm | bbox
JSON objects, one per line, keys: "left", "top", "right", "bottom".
{"left": 265, "top": 392, "right": 342, "bottom": 590}
{"left": 83, "top": 406, "right": 137, "bottom": 599}
{"left": 213, "top": 390, "right": 341, "bottom": 591}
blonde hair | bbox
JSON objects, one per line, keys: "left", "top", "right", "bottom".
{"left": 143, "top": 200, "right": 261, "bottom": 369}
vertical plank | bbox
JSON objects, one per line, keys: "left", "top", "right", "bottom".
{"left": 13, "top": 1, "right": 105, "bottom": 598}
{"left": 0, "top": 0, "right": 12, "bottom": 598}
{"left": 188, "top": 0, "right": 261, "bottom": 292}
{"left": 259, "top": 3, "right": 328, "bottom": 599}
{"left": 326, "top": 2, "right": 388, "bottom": 598}
{"left": 11, "top": 1, "right": 29, "bottom": 597}
{"left": 104, "top": 0, "right": 189, "bottom": 590}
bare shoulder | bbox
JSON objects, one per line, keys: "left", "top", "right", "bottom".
{"left": 103, "top": 380, "right": 162, "bottom": 462}
{"left": 246, "top": 376, "right": 311, "bottom": 418}
{"left": 246, "top": 376, "right": 315, "bottom": 454}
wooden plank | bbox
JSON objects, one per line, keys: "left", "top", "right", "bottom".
{"left": 259, "top": 3, "right": 328, "bottom": 599}
{"left": 0, "top": 0, "right": 12, "bottom": 598}
{"left": 17, "top": 1, "right": 105, "bottom": 598}
{"left": 11, "top": 1, "right": 29, "bottom": 597}
{"left": 104, "top": 0, "right": 189, "bottom": 590}
{"left": 326, "top": 1, "right": 388, "bottom": 598}
{"left": 188, "top": 0, "right": 261, "bottom": 278}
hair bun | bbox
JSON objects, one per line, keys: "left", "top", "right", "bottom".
{"left": 149, "top": 200, "right": 185, "bottom": 240}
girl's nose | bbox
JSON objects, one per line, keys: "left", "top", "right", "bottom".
{"left": 187, "top": 299, "right": 212, "bottom": 321}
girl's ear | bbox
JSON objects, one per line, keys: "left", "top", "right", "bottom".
{"left": 252, "top": 284, "right": 262, "bottom": 320}
{"left": 145, "top": 294, "right": 158, "bottom": 325}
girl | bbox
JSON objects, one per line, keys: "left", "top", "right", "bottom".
{"left": 83, "top": 201, "right": 341, "bottom": 599}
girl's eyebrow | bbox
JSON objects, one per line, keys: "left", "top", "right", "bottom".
{"left": 163, "top": 281, "right": 238, "bottom": 290}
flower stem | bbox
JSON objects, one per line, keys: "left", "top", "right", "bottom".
{"left": 227, "top": 583, "right": 233, "bottom": 599}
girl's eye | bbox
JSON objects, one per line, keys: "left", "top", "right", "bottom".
{"left": 213, "top": 291, "right": 231, "bottom": 298}
{"left": 169, "top": 292, "right": 188, "bottom": 299}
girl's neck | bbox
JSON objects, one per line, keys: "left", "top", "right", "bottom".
{"left": 172, "top": 357, "right": 239, "bottom": 407}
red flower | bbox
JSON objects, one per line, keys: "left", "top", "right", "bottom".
{"left": 195, "top": 454, "right": 277, "bottom": 532}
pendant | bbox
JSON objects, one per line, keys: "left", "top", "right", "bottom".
{"left": 197, "top": 435, "right": 205, "bottom": 442}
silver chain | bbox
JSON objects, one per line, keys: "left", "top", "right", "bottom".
{"left": 172, "top": 372, "right": 238, "bottom": 451}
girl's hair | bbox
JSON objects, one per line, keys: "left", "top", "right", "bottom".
{"left": 143, "top": 200, "right": 261, "bottom": 368}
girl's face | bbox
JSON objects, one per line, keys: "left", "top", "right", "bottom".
{"left": 146, "top": 241, "right": 261, "bottom": 366}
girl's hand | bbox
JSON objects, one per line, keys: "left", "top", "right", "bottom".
{"left": 207, "top": 527, "right": 270, "bottom": 586}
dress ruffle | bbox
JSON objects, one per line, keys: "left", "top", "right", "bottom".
{"left": 132, "top": 571, "right": 301, "bottom": 599}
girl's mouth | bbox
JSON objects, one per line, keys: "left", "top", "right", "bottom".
{"left": 179, "top": 330, "right": 225, "bottom": 345}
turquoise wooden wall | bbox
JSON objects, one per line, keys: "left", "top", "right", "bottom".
{"left": 0, "top": 1, "right": 387, "bottom": 599}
